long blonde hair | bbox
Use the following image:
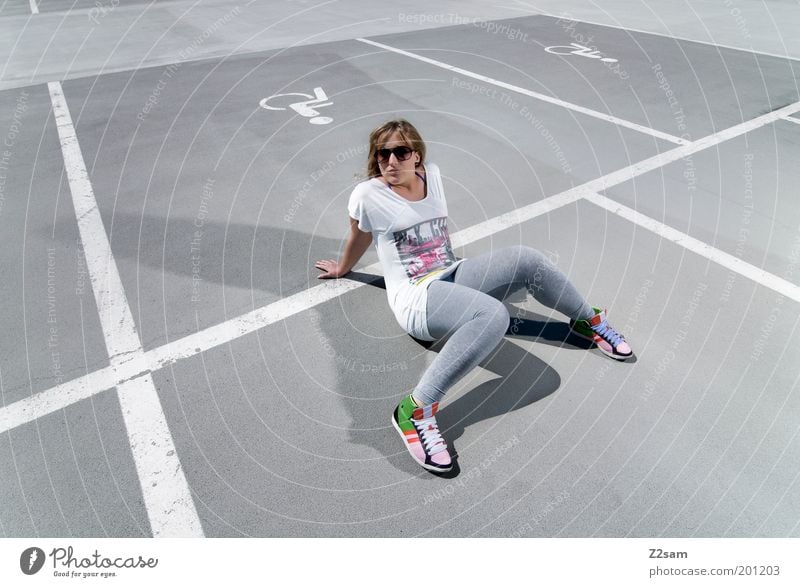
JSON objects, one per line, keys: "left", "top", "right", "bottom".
{"left": 366, "top": 119, "right": 427, "bottom": 178}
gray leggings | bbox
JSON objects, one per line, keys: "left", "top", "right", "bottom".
{"left": 413, "top": 245, "right": 594, "bottom": 406}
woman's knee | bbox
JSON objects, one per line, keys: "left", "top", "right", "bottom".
{"left": 475, "top": 298, "right": 510, "bottom": 340}
{"left": 510, "top": 244, "right": 551, "bottom": 269}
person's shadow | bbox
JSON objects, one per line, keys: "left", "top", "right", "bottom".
{"left": 59, "top": 211, "right": 600, "bottom": 478}
{"left": 331, "top": 273, "right": 601, "bottom": 478}
{"left": 403, "top": 305, "right": 597, "bottom": 478}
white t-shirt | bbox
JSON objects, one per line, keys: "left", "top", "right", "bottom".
{"left": 347, "top": 163, "right": 464, "bottom": 341}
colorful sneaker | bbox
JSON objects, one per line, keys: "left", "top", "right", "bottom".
{"left": 570, "top": 306, "right": 633, "bottom": 360}
{"left": 392, "top": 395, "right": 452, "bottom": 473}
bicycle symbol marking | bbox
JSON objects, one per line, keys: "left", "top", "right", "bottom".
{"left": 259, "top": 86, "right": 333, "bottom": 125}
{"left": 544, "top": 43, "right": 618, "bottom": 63}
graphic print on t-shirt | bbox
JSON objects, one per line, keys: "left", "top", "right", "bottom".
{"left": 393, "top": 217, "right": 457, "bottom": 284}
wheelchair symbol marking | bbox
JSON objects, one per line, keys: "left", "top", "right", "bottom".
{"left": 544, "top": 43, "right": 618, "bottom": 63}
{"left": 259, "top": 86, "right": 333, "bottom": 125}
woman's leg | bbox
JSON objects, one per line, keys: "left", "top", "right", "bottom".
{"left": 452, "top": 244, "right": 594, "bottom": 320}
{"left": 412, "top": 280, "right": 510, "bottom": 406}
{"left": 394, "top": 280, "right": 508, "bottom": 472}
{"left": 450, "top": 245, "right": 632, "bottom": 360}
{"left": 398, "top": 245, "right": 632, "bottom": 472}
{"left": 413, "top": 245, "right": 589, "bottom": 406}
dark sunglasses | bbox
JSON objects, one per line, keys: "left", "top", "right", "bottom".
{"left": 376, "top": 146, "right": 414, "bottom": 163}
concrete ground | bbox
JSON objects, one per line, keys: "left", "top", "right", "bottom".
{"left": 1, "top": 0, "right": 799, "bottom": 537}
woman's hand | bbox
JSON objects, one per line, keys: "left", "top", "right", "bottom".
{"left": 314, "top": 218, "right": 371, "bottom": 279}
{"left": 315, "top": 259, "right": 347, "bottom": 279}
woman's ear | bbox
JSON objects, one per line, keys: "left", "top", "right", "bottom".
{"left": 414, "top": 153, "right": 421, "bottom": 167}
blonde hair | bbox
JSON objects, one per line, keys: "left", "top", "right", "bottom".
{"left": 366, "top": 119, "right": 426, "bottom": 178}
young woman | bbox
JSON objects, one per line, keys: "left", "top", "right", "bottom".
{"left": 315, "top": 119, "right": 632, "bottom": 473}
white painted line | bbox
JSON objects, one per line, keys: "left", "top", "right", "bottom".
{"left": 781, "top": 115, "right": 800, "bottom": 125}
{"left": 0, "top": 190, "right": 583, "bottom": 433}
{"left": 356, "top": 37, "right": 690, "bottom": 146}
{"left": 28, "top": 0, "right": 38, "bottom": 14}
{"left": 576, "top": 99, "right": 800, "bottom": 197}
{"left": 449, "top": 189, "right": 583, "bottom": 248}
{"left": 3, "top": 97, "right": 800, "bottom": 436}
{"left": 48, "top": 103, "right": 143, "bottom": 364}
{"left": 583, "top": 191, "right": 800, "bottom": 303}
{"left": 47, "top": 82, "right": 203, "bottom": 537}
{"left": 115, "top": 373, "right": 203, "bottom": 536}
{"left": 147, "top": 279, "right": 370, "bottom": 370}
{"left": 504, "top": 1, "right": 800, "bottom": 63}
{"left": 0, "top": 366, "right": 117, "bottom": 435}
{"left": 147, "top": 189, "right": 585, "bottom": 370}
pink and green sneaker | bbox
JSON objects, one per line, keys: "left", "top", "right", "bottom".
{"left": 570, "top": 306, "right": 633, "bottom": 360}
{"left": 392, "top": 394, "right": 452, "bottom": 473}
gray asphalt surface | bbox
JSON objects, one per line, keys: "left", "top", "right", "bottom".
{"left": 1, "top": 1, "right": 799, "bottom": 538}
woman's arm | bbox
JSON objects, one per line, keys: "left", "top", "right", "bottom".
{"left": 315, "top": 217, "right": 373, "bottom": 279}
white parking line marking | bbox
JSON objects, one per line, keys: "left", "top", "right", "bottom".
{"left": 47, "top": 82, "right": 203, "bottom": 537}
{"left": 0, "top": 365, "right": 118, "bottom": 436}
{"left": 0, "top": 190, "right": 582, "bottom": 433}
{"left": 584, "top": 191, "right": 800, "bottom": 303}
{"left": 449, "top": 190, "right": 583, "bottom": 248}
{"left": 28, "top": 0, "right": 38, "bottom": 14}
{"left": 575, "top": 99, "right": 800, "bottom": 195}
{"left": 356, "top": 37, "right": 690, "bottom": 146}
{"left": 781, "top": 115, "right": 800, "bottom": 125}
{"left": 2, "top": 97, "right": 799, "bottom": 440}
{"left": 148, "top": 190, "right": 585, "bottom": 369}
{"left": 147, "top": 279, "right": 369, "bottom": 370}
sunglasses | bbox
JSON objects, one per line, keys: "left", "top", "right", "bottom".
{"left": 376, "top": 146, "right": 414, "bottom": 163}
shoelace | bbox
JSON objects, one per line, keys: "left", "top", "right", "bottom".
{"left": 592, "top": 319, "right": 625, "bottom": 347}
{"left": 412, "top": 416, "right": 447, "bottom": 455}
